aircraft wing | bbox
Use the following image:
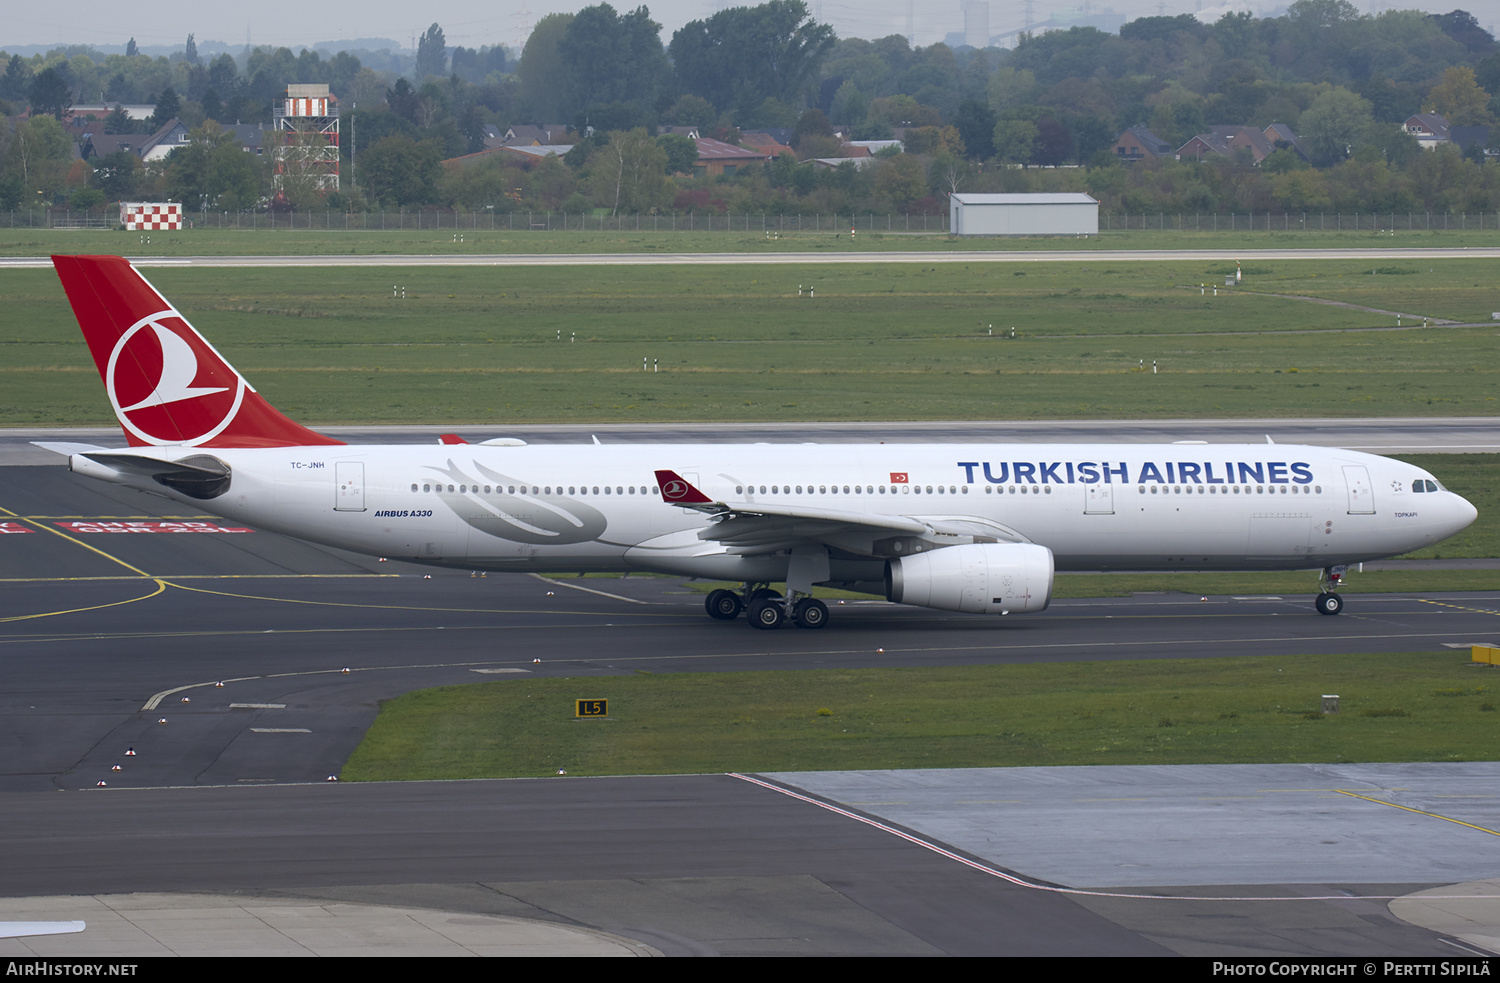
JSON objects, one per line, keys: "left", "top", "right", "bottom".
{"left": 652, "top": 469, "right": 1019, "bottom": 556}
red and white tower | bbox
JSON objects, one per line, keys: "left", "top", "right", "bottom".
{"left": 274, "top": 83, "right": 340, "bottom": 195}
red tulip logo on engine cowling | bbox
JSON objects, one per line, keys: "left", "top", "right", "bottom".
{"left": 107, "top": 313, "right": 246, "bottom": 446}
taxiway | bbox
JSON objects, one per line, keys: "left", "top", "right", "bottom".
{"left": 3, "top": 427, "right": 1498, "bottom": 956}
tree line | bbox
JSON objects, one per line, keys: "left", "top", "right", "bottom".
{"left": 3, "top": 1, "right": 1500, "bottom": 218}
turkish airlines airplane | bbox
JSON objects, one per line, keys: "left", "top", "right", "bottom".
{"left": 42, "top": 255, "right": 1478, "bottom": 630}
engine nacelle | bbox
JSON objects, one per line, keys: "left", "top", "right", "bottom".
{"left": 885, "top": 543, "right": 1054, "bottom": 615}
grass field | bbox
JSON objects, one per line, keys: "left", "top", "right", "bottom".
{"left": 339, "top": 652, "right": 1500, "bottom": 781}
{"left": 4, "top": 257, "right": 1498, "bottom": 426}
{"left": 5, "top": 224, "right": 1500, "bottom": 256}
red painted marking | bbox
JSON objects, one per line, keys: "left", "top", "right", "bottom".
{"left": 55, "top": 521, "right": 253, "bottom": 534}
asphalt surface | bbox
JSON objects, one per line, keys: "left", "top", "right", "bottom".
{"left": 3, "top": 426, "right": 1499, "bottom": 957}
{"left": 5, "top": 416, "right": 1498, "bottom": 461}
{"left": 7, "top": 247, "right": 1500, "bottom": 268}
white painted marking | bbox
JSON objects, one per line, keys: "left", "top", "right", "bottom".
{"left": 530, "top": 573, "right": 653, "bottom": 604}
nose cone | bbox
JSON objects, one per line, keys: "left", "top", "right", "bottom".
{"left": 1452, "top": 492, "right": 1479, "bottom": 534}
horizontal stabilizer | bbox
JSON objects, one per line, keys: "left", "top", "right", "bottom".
{"left": 77, "top": 451, "right": 231, "bottom": 500}
{"left": 30, "top": 441, "right": 110, "bottom": 457}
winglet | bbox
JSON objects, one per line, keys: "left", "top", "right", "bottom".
{"left": 438, "top": 433, "right": 470, "bottom": 445}
{"left": 654, "top": 469, "right": 714, "bottom": 505}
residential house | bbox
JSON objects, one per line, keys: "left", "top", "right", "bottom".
{"left": 739, "top": 130, "right": 792, "bottom": 159}
{"left": 1450, "top": 125, "right": 1494, "bottom": 157}
{"left": 489, "top": 124, "right": 572, "bottom": 150}
{"left": 1113, "top": 125, "right": 1173, "bottom": 162}
{"left": 497, "top": 144, "right": 574, "bottom": 164}
{"left": 68, "top": 104, "right": 155, "bottom": 122}
{"left": 223, "top": 123, "right": 270, "bottom": 155}
{"left": 1262, "top": 123, "right": 1308, "bottom": 161}
{"left": 845, "top": 139, "right": 903, "bottom": 156}
{"left": 1177, "top": 125, "right": 1274, "bottom": 164}
{"left": 693, "top": 137, "right": 770, "bottom": 178}
{"left": 1404, "top": 113, "right": 1451, "bottom": 149}
{"left": 802, "top": 156, "right": 882, "bottom": 172}
{"left": 80, "top": 118, "right": 189, "bottom": 162}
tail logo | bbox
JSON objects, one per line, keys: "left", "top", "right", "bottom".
{"left": 662, "top": 480, "right": 690, "bottom": 500}
{"left": 107, "top": 313, "right": 246, "bottom": 445}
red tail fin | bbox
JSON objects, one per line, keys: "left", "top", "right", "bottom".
{"left": 52, "top": 255, "right": 343, "bottom": 448}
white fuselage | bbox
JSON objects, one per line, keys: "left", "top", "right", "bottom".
{"left": 83, "top": 441, "right": 1478, "bottom": 590}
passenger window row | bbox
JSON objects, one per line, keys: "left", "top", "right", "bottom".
{"left": 732, "top": 484, "right": 967, "bottom": 496}
{"left": 412, "top": 483, "right": 661, "bottom": 496}
{"left": 404, "top": 480, "right": 1333, "bottom": 499}
{"left": 1136, "top": 484, "right": 1320, "bottom": 495}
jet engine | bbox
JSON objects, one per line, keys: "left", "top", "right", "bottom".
{"left": 885, "top": 542, "right": 1054, "bottom": 615}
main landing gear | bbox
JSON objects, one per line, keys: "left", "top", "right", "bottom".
{"left": 1315, "top": 565, "right": 1347, "bottom": 616}
{"left": 705, "top": 583, "right": 829, "bottom": 630}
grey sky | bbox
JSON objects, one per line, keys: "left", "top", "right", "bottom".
{"left": 8, "top": 1, "right": 1500, "bottom": 55}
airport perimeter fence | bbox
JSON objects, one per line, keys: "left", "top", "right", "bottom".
{"left": 1100, "top": 212, "right": 1500, "bottom": 231}
{"left": 10, "top": 209, "right": 1500, "bottom": 233}
{"left": 11, "top": 209, "right": 952, "bottom": 233}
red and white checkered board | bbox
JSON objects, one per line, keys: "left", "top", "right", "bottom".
{"left": 121, "top": 203, "right": 182, "bottom": 231}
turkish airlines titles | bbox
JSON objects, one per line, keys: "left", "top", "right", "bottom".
{"left": 954, "top": 460, "right": 1317, "bottom": 486}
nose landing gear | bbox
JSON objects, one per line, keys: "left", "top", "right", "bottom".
{"left": 1315, "top": 565, "right": 1347, "bottom": 616}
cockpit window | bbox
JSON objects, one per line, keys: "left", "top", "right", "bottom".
{"left": 1413, "top": 479, "right": 1442, "bottom": 493}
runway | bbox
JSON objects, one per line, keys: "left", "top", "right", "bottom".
{"left": 3, "top": 428, "right": 1499, "bottom": 956}
{"left": 6, "top": 416, "right": 1499, "bottom": 462}
{"left": 5, "top": 247, "right": 1500, "bottom": 269}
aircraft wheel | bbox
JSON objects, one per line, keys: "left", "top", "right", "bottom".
{"left": 705, "top": 589, "right": 743, "bottom": 620}
{"left": 1315, "top": 592, "right": 1344, "bottom": 616}
{"left": 793, "top": 598, "right": 829, "bottom": 629}
{"left": 747, "top": 598, "right": 785, "bottom": 630}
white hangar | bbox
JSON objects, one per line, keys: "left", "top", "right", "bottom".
{"left": 949, "top": 193, "right": 1099, "bottom": 236}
